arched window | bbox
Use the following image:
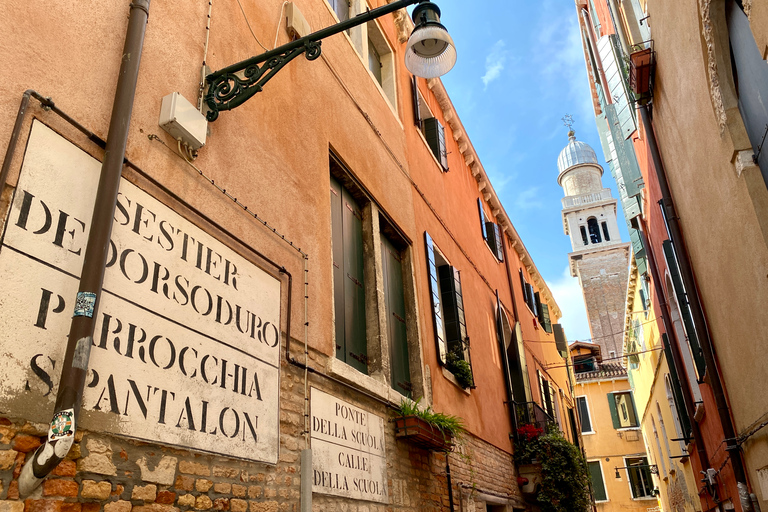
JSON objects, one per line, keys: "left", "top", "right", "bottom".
{"left": 587, "top": 217, "right": 602, "bottom": 243}
{"left": 726, "top": 0, "right": 768, "bottom": 186}
{"left": 580, "top": 226, "right": 589, "bottom": 246}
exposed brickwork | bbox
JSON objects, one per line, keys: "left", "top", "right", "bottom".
{"left": 576, "top": 249, "right": 630, "bottom": 356}
{"left": 0, "top": 361, "right": 525, "bottom": 512}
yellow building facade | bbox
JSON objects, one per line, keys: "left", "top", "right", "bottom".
{"left": 572, "top": 342, "right": 662, "bottom": 510}
{"left": 623, "top": 259, "right": 701, "bottom": 512}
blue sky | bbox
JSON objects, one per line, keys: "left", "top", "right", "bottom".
{"left": 417, "top": 0, "right": 630, "bottom": 341}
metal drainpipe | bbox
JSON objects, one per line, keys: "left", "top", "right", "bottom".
{"left": 638, "top": 104, "right": 752, "bottom": 506}
{"left": 18, "top": 0, "right": 151, "bottom": 496}
{"left": 635, "top": 221, "right": 710, "bottom": 472}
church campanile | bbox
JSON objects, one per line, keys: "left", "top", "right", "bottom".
{"left": 557, "top": 129, "right": 631, "bottom": 360}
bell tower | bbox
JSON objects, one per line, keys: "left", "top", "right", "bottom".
{"left": 557, "top": 125, "right": 631, "bottom": 360}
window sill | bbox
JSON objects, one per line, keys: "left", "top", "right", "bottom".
{"left": 441, "top": 366, "right": 471, "bottom": 395}
{"left": 631, "top": 497, "right": 658, "bottom": 501}
{"left": 581, "top": 431, "right": 597, "bottom": 436}
{"left": 327, "top": 357, "right": 409, "bottom": 405}
{"left": 616, "top": 427, "right": 641, "bottom": 432}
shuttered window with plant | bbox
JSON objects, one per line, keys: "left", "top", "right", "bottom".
{"left": 425, "top": 233, "right": 474, "bottom": 389}
{"left": 330, "top": 177, "right": 368, "bottom": 374}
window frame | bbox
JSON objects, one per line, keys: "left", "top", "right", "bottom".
{"left": 575, "top": 396, "right": 595, "bottom": 435}
{"left": 623, "top": 456, "right": 656, "bottom": 500}
{"left": 587, "top": 459, "right": 609, "bottom": 503}
{"left": 609, "top": 390, "right": 640, "bottom": 430}
{"left": 425, "top": 232, "right": 474, "bottom": 390}
{"left": 328, "top": 156, "right": 425, "bottom": 400}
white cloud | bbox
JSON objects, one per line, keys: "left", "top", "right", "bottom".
{"left": 515, "top": 186, "right": 543, "bottom": 211}
{"left": 546, "top": 266, "right": 591, "bottom": 342}
{"left": 482, "top": 40, "right": 508, "bottom": 89}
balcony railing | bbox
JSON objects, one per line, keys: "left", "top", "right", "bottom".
{"left": 515, "top": 401, "right": 555, "bottom": 433}
{"left": 561, "top": 189, "right": 613, "bottom": 208}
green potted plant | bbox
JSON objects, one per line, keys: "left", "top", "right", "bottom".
{"left": 394, "top": 398, "right": 466, "bottom": 451}
{"left": 514, "top": 424, "right": 590, "bottom": 512}
{"left": 446, "top": 350, "right": 474, "bottom": 389}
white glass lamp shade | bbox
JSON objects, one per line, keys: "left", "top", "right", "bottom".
{"left": 405, "top": 24, "right": 457, "bottom": 78}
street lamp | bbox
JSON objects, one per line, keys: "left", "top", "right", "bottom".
{"left": 204, "top": 0, "right": 456, "bottom": 121}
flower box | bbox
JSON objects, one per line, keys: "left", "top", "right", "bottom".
{"left": 394, "top": 415, "right": 454, "bottom": 451}
{"left": 517, "top": 463, "right": 543, "bottom": 495}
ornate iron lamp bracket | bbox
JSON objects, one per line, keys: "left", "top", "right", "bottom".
{"left": 205, "top": 41, "right": 321, "bottom": 121}
{"left": 203, "top": 0, "right": 427, "bottom": 121}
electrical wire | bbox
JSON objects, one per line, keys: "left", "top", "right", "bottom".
{"left": 236, "top": 0, "right": 269, "bottom": 51}
{"left": 542, "top": 346, "right": 663, "bottom": 371}
{"left": 274, "top": 1, "right": 289, "bottom": 49}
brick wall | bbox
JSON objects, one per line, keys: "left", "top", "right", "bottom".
{"left": 0, "top": 359, "right": 523, "bottom": 512}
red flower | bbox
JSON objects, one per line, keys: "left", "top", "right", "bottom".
{"left": 519, "top": 424, "right": 544, "bottom": 441}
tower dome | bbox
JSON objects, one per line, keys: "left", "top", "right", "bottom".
{"left": 557, "top": 130, "right": 599, "bottom": 176}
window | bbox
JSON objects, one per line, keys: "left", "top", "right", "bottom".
{"left": 425, "top": 233, "right": 473, "bottom": 386}
{"left": 329, "top": 156, "right": 421, "bottom": 397}
{"left": 535, "top": 292, "right": 552, "bottom": 333}
{"left": 608, "top": 391, "right": 639, "bottom": 429}
{"left": 331, "top": 176, "right": 368, "bottom": 374}
{"left": 412, "top": 78, "right": 449, "bottom": 171}
{"left": 625, "top": 456, "right": 654, "bottom": 499}
{"left": 367, "top": 38, "right": 383, "bottom": 85}
{"left": 576, "top": 396, "right": 593, "bottom": 433}
{"left": 381, "top": 235, "right": 411, "bottom": 396}
{"left": 580, "top": 225, "right": 589, "bottom": 246}
{"left": 327, "top": 0, "right": 349, "bottom": 21}
{"left": 601, "top": 221, "right": 611, "bottom": 241}
{"left": 726, "top": 0, "right": 768, "bottom": 187}
{"left": 518, "top": 270, "right": 538, "bottom": 317}
{"left": 477, "top": 199, "right": 503, "bottom": 261}
{"left": 587, "top": 217, "right": 602, "bottom": 243}
{"left": 588, "top": 461, "right": 608, "bottom": 502}
{"left": 662, "top": 240, "right": 706, "bottom": 380}
{"left": 537, "top": 371, "right": 555, "bottom": 419}
{"left": 365, "top": 20, "right": 397, "bottom": 109}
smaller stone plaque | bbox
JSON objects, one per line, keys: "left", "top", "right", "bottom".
{"left": 310, "top": 388, "right": 387, "bottom": 503}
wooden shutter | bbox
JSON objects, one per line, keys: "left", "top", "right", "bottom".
{"left": 411, "top": 75, "right": 422, "bottom": 129}
{"left": 382, "top": 235, "right": 411, "bottom": 396}
{"left": 553, "top": 323, "right": 566, "bottom": 354}
{"left": 662, "top": 333, "right": 692, "bottom": 440}
{"left": 607, "top": 393, "right": 621, "bottom": 429}
{"left": 485, "top": 222, "right": 503, "bottom": 261}
{"left": 519, "top": 270, "right": 527, "bottom": 303}
{"left": 425, "top": 233, "right": 447, "bottom": 365}
{"left": 527, "top": 285, "right": 537, "bottom": 316}
{"left": 727, "top": 0, "right": 768, "bottom": 185}
{"left": 588, "top": 462, "right": 607, "bottom": 501}
{"left": 342, "top": 185, "right": 368, "bottom": 374}
{"left": 535, "top": 292, "right": 544, "bottom": 324}
{"left": 438, "top": 264, "right": 467, "bottom": 357}
{"left": 477, "top": 199, "right": 487, "bottom": 240}
{"left": 540, "top": 304, "right": 552, "bottom": 333}
{"left": 423, "top": 117, "right": 448, "bottom": 171}
{"left": 330, "top": 178, "right": 345, "bottom": 361}
{"left": 577, "top": 397, "right": 592, "bottom": 433}
{"left": 662, "top": 240, "right": 706, "bottom": 378}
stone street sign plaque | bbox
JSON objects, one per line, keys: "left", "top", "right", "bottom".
{"left": 310, "top": 388, "right": 387, "bottom": 503}
{"left": 0, "top": 121, "right": 281, "bottom": 464}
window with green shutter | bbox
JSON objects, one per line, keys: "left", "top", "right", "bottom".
{"left": 381, "top": 235, "right": 411, "bottom": 396}
{"left": 608, "top": 391, "right": 639, "bottom": 429}
{"left": 588, "top": 461, "right": 608, "bottom": 502}
{"left": 330, "top": 177, "right": 368, "bottom": 374}
{"left": 576, "top": 396, "right": 593, "bottom": 433}
{"left": 662, "top": 334, "right": 692, "bottom": 441}
{"left": 423, "top": 117, "right": 449, "bottom": 171}
{"left": 425, "top": 233, "right": 474, "bottom": 386}
{"left": 425, "top": 233, "right": 447, "bottom": 365}
{"left": 662, "top": 240, "right": 706, "bottom": 379}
